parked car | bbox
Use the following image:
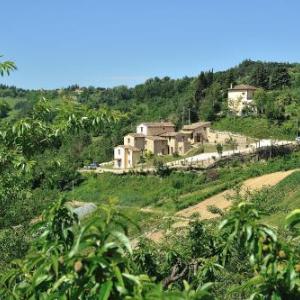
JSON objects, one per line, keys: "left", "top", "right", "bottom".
{"left": 85, "top": 162, "right": 98, "bottom": 170}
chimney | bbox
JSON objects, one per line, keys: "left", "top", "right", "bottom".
{"left": 230, "top": 83, "right": 233, "bottom": 89}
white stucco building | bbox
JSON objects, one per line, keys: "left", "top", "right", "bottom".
{"left": 114, "top": 145, "right": 140, "bottom": 169}
{"left": 228, "top": 84, "right": 257, "bottom": 115}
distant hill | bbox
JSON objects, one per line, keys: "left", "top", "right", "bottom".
{"left": 1, "top": 59, "right": 300, "bottom": 140}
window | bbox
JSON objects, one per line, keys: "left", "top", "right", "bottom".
{"left": 140, "top": 127, "right": 143, "bottom": 132}
{"left": 118, "top": 149, "right": 120, "bottom": 155}
{"left": 127, "top": 138, "right": 130, "bottom": 143}
{"left": 128, "top": 160, "right": 131, "bottom": 165}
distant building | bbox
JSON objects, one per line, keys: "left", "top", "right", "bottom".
{"left": 181, "top": 122, "right": 211, "bottom": 144}
{"left": 228, "top": 84, "right": 257, "bottom": 115}
{"left": 113, "top": 121, "right": 210, "bottom": 169}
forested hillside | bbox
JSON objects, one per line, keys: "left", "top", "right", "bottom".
{"left": 1, "top": 58, "right": 300, "bottom": 299}
{"left": 2, "top": 59, "right": 300, "bottom": 150}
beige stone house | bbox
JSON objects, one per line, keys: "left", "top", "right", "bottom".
{"left": 144, "top": 136, "right": 168, "bottom": 155}
{"left": 181, "top": 122, "right": 211, "bottom": 144}
{"left": 114, "top": 122, "right": 175, "bottom": 169}
{"left": 114, "top": 121, "right": 209, "bottom": 169}
{"left": 160, "top": 132, "right": 190, "bottom": 155}
{"left": 228, "top": 84, "right": 257, "bottom": 115}
{"left": 114, "top": 145, "right": 140, "bottom": 169}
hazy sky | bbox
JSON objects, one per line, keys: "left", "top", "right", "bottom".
{"left": 1, "top": 0, "right": 300, "bottom": 89}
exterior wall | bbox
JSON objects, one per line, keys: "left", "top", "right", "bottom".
{"left": 145, "top": 139, "right": 168, "bottom": 155}
{"left": 144, "top": 139, "right": 154, "bottom": 154}
{"left": 136, "top": 124, "right": 148, "bottom": 135}
{"left": 124, "top": 135, "right": 145, "bottom": 150}
{"left": 166, "top": 136, "right": 190, "bottom": 155}
{"left": 177, "top": 138, "right": 190, "bottom": 155}
{"left": 207, "top": 129, "right": 249, "bottom": 146}
{"left": 153, "top": 140, "right": 168, "bottom": 155}
{"left": 114, "top": 147, "right": 140, "bottom": 169}
{"left": 136, "top": 124, "right": 175, "bottom": 136}
{"left": 166, "top": 137, "right": 177, "bottom": 154}
{"left": 147, "top": 126, "right": 175, "bottom": 136}
{"left": 134, "top": 137, "right": 145, "bottom": 150}
{"left": 114, "top": 146, "right": 126, "bottom": 169}
{"left": 131, "top": 150, "right": 140, "bottom": 167}
{"left": 228, "top": 90, "right": 254, "bottom": 115}
{"left": 181, "top": 127, "right": 209, "bottom": 144}
{"left": 124, "top": 135, "right": 135, "bottom": 147}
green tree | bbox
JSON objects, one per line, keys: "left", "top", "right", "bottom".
{"left": 253, "top": 88, "right": 268, "bottom": 115}
{"left": 0, "top": 100, "right": 11, "bottom": 118}
{"left": 269, "top": 65, "right": 291, "bottom": 89}
{"left": 195, "top": 72, "right": 208, "bottom": 104}
{"left": 250, "top": 63, "right": 269, "bottom": 89}
{"left": 216, "top": 143, "right": 223, "bottom": 157}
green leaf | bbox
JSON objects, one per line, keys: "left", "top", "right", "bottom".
{"left": 98, "top": 281, "right": 113, "bottom": 300}
{"left": 111, "top": 231, "right": 132, "bottom": 255}
{"left": 261, "top": 226, "right": 277, "bottom": 242}
{"left": 285, "top": 209, "right": 300, "bottom": 229}
{"left": 198, "top": 282, "right": 214, "bottom": 291}
{"left": 52, "top": 275, "right": 73, "bottom": 291}
{"left": 122, "top": 273, "right": 141, "bottom": 286}
{"left": 218, "top": 219, "right": 228, "bottom": 230}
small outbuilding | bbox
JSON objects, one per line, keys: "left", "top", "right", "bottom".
{"left": 181, "top": 122, "right": 211, "bottom": 144}
{"left": 114, "top": 145, "right": 140, "bottom": 169}
{"left": 160, "top": 131, "right": 190, "bottom": 155}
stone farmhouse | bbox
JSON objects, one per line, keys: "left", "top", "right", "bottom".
{"left": 114, "top": 121, "right": 210, "bottom": 169}
{"left": 228, "top": 84, "right": 257, "bottom": 115}
{"left": 181, "top": 122, "right": 211, "bottom": 144}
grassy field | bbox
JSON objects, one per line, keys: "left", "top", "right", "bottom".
{"left": 258, "top": 171, "right": 300, "bottom": 228}
{"left": 213, "top": 116, "right": 296, "bottom": 140}
{"left": 67, "top": 151, "right": 300, "bottom": 236}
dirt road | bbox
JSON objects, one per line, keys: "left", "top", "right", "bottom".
{"left": 173, "top": 169, "right": 297, "bottom": 226}
{"left": 134, "top": 169, "right": 298, "bottom": 243}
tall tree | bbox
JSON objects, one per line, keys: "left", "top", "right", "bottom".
{"left": 250, "top": 63, "right": 269, "bottom": 89}
{"left": 269, "top": 65, "right": 291, "bottom": 89}
{"left": 194, "top": 72, "right": 208, "bottom": 104}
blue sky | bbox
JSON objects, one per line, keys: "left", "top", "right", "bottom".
{"left": 1, "top": 0, "right": 300, "bottom": 89}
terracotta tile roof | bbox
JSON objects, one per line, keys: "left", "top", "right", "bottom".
{"left": 229, "top": 84, "right": 257, "bottom": 91}
{"left": 160, "top": 131, "right": 185, "bottom": 137}
{"left": 182, "top": 122, "right": 211, "bottom": 131}
{"left": 125, "top": 133, "right": 145, "bottom": 138}
{"left": 115, "top": 145, "right": 140, "bottom": 151}
{"left": 145, "top": 136, "right": 167, "bottom": 141}
{"left": 139, "top": 122, "right": 175, "bottom": 127}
